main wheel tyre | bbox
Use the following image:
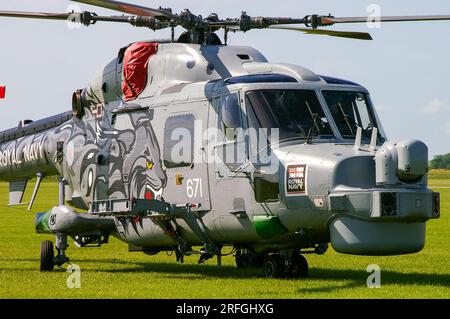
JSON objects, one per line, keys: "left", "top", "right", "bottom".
{"left": 40, "top": 240, "right": 55, "bottom": 272}
{"left": 263, "top": 255, "right": 284, "bottom": 278}
{"left": 236, "top": 249, "right": 265, "bottom": 268}
{"left": 235, "top": 250, "right": 251, "bottom": 268}
{"left": 251, "top": 255, "right": 265, "bottom": 268}
{"left": 292, "top": 254, "right": 309, "bottom": 278}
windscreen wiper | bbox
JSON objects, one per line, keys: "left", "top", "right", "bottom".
{"left": 306, "top": 113, "right": 319, "bottom": 144}
{"left": 337, "top": 102, "right": 354, "bottom": 135}
{"left": 304, "top": 100, "right": 322, "bottom": 144}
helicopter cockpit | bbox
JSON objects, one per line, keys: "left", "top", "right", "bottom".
{"left": 219, "top": 78, "right": 386, "bottom": 147}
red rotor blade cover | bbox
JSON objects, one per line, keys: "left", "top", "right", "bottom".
{"left": 121, "top": 42, "right": 158, "bottom": 102}
{"left": 0, "top": 85, "right": 5, "bottom": 99}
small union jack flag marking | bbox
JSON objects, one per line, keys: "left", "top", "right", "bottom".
{"left": 0, "top": 85, "right": 5, "bottom": 99}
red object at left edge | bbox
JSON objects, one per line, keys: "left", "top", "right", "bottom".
{"left": 0, "top": 85, "right": 5, "bottom": 99}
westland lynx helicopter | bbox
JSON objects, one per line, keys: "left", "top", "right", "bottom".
{"left": 0, "top": 1, "right": 446, "bottom": 278}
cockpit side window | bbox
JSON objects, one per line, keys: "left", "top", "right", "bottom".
{"left": 219, "top": 93, "right": 242, "bottom": 141}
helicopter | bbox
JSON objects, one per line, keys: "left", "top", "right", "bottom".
{"left": 0, "top": 0, "right": 446, "bottom": 278}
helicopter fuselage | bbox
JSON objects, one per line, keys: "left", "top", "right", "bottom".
{"left": 0, "top": 43, "right": 439, "bottom": 259}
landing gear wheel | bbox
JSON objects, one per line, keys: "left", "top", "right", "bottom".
{"left": 40, "top": 240, "right": 55, "bottom": 272}
{"left": 292, "top": 254, "right": 309, "bottom": 278}
{"left": 251, "top": 255, "right": 264, "bottom": 268}
{"left": 263, "top": 255, "right": 284, "bottom": 278}
{"left": 235, "top": 253, "right": 248, "bottom": 268}
{"left": 235, "top": 249, "right": 265, "bottom": 268}
{"left": 235, "top": 249, "right": 251, "bottom": 268}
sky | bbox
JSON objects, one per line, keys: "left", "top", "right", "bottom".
{"left": 0, "top": 0, "right": 449, "bottom": 157}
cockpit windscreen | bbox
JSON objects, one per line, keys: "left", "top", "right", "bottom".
{"left": 246, "top": 90, "right": 335, "bottom": 142}
{"left": 322, "top": 91, "right": 386, "bottom": 143}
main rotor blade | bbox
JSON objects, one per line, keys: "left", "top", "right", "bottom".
{"left": 72, "top": 0, "right": 174, "bottom": 20}
{"left": 0, "top": 10, "right": 165, "bottom": 30}
{"left": 0, "top": 10, "right": 70, "bottom": 21}
{"left": 321, "top": 15, "right": 450, "bottom": 26}
{"left": 270, "top": 26, "right": 373, "bottom": 40}
{"left": 217, "top": 13, "right": 450, "bottom": 32}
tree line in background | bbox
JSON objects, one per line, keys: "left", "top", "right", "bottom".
{"left": 430, "top": 153, "right": 450, "bottom": 170}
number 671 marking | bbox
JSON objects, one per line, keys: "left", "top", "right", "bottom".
{"left": 187, "top": 178, "right": 203, "bottom": 198}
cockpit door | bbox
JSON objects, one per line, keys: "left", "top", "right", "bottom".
{"left": 214, "top": 92, "right": 250, "bottom": 177}
{"left": 160, "top": 101, "right": 211, "bottom": 211}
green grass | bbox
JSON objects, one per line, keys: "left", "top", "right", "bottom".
{"left": 0, "top": 180, "right": 449, "bottom": 299}
{"left": 428, "top": 169, "right": 450, "bottom": 179}
{"left": 429, "top": 179, "right": 450, "bottom": 187}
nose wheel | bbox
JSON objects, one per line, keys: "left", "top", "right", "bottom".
{"left": 262, "top": 252, "right": 309, "bottom": 278}
{"left": 290, "top": 253, "right": 309, "bottom": 278}
{"left": 235, "top": 248, "right": 264, "bottom": 268}
{"left": 263, "top": 255, "right": 284, "bottom": 278}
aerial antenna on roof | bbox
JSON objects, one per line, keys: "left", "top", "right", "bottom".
{"left": 354, "top": 127, "right": 363, "bottom": 150}
{"left": 369, "top": 127, "right": 378, "bottom": 153}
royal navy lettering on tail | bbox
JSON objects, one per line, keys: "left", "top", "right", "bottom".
{"left": 23, "top": 140, "right": 45, "bottom": 162}
{"left": 0, "top": 139, "right": 45, "bottom": 168}
{"left": 0, "top": 147, "right": 20, "bottom": 167}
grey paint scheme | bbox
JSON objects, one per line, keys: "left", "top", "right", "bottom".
{"left": 0, "top": 43, "right": 438, "bottom": 256}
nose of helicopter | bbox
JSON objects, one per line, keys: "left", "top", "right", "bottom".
{"left": 270, "top": 140, "right": 439, "bottom": 256}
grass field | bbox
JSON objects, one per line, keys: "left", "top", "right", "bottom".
{"left": 428, "top": 169, "right": 450, "bottom": 179}
{"left": 0, "top": 180, "right": 449, "bottom": 299}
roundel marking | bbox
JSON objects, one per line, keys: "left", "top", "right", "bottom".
{"left": 67, "top": 141, "right": 75, "bottom": 167}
